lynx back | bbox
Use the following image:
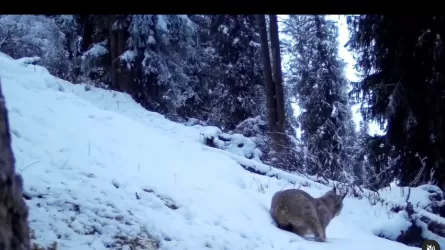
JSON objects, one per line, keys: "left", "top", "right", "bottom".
{"left": 270, "top": 186, "right": 347, "bottom": 242}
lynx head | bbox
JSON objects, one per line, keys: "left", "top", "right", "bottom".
{"left": 325, "top": 185, "right": 347, "bottom": 216}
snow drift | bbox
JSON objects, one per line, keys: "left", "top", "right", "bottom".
{"left": 0, "top": 51, "right": 440, "bottom": 250}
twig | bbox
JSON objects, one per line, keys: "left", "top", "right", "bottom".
{"left": 0, "top": 28, "right": 13, "bottom": 48}
{"left": 61, "top": 159, "right": 69, "bottom": 169}
{"left": 88, "top": 234, "right": 98, "bottom": 247}
{"left": 409, "top": 153, "right": 427, "bottom": 186}
{"left": 20, "top": 161, "right": 40, "bottom": 173}
{"left": 405, "top": 187, "right": 411, "bottom": 203}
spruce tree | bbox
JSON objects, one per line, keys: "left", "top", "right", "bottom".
{"left": 81, "top": 15, "right": 201, "bottom": 117}
{"left": 347, "top": 15, "right": 445, "bottom": 189}
{"left": 283, "top": 15, "right": 358, "bottom": 181}
{"left": 79, "top": 15, "right": 266, "bottom": 131}
{"left": 206, "top": 15, "right": 266, "bottom": 130}
{"left": 354, "top": 120, "right": 370, "bottom": 186}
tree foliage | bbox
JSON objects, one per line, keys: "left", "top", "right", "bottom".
{"left": 204, "top": 15, "right": 266, "bottom": 130}
{"left": 347, "top": 15, "right": 445, "bottom": 189}
{"left": 0, "top": 15, "right": 74, "bottom": 80}
{"left": 283, "top": 15, "right": 359, "bottom": 181}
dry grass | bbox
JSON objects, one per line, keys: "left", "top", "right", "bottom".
{"left": 30, "top": 230, "right": 58, "bottom": 250}
{"left": 111, "top": 233, "right": 160, "bottom": 250}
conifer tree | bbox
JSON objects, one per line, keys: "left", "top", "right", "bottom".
{"left": 347, "top": 15, "right": 445, "bottom": 189}
{"left": 283, "top": 15, "right": 358, "bottom": 181}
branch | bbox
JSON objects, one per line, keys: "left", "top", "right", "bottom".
{"left": 409, "top": 153, "right": 428, "bottom": 186}
{"left": 0, "top": 29, "right": 12, "bottom": 48}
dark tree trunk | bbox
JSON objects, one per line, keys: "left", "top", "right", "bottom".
{"left": 0, "top": 78, "right": 31, "bottom": 250}
{"left": 116, "top": 23, "right": 133, "bottom": 94}
{"left": 80, "top": 15, "right": 94, "bottom": 54}
{"left": 109, "top": 15, "right": 118, "bottom": 90}
{"left": 255, "top": 14, "right": 287, "bottom": 155}
{"left": 108, "top": 16, "right": 133, "bottom": 93}
{"left": 256, "top": 14, "right": 277, "bottom": 133}
{"left": 268, "top": 14, "right": 287, "bottom": 149}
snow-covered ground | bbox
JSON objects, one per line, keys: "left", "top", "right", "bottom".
{"left": 0, "top": 52, "right": 429, "bottom": 250}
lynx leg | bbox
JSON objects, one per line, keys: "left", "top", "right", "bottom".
{"left": 288, "top": 220, "right": 309, "bottom": 238}
{"left": 306, "top": 217, "right": 326, "bottom": 242}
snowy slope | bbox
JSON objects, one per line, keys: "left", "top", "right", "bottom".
{"left": 0, "top": 52, "right": 422, "bottom": 250}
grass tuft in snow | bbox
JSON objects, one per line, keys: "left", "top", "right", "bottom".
{"left": 111, "top": 231, "right": 160, "bottom": 250}
{"left": 31, "top": 229, "right": 58, "bottom": 250}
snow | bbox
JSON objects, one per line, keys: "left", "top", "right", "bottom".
{"left": 82, "top": 42, "right": 108, "bottom": 59}
{"left": 13, "top": 56, "right": 50, "bottom": 75}
{"left": 379, "top": 185, "right": 442, "bottom": 211}
{"left": 120, "top": 50, "right": 136, "bottom": 62}
{"left": 219, "top": 25, "right": 229, "bottom": 35}
{"left": 16, "top": 56, "right": 42, "bottom": 65}
{"left": 0, "top": 51, "right": 427, "bottom": 250}
{"left": 330, "top": 105, "right": 337, "bottom": 118}
{"left": 119, "top": 50, "right": 137, "bottom": 70}
{"left": 156, "top": 15, "right": 168, "bottom": 32}
{"left": 198, "top": 125, "right": 263, "bottom": 161}
{"left": 373, "top": 210, "right": 413, "bottom": 241}
{"left": 148, "top": 36, "right": 156, "bottom": 44}
{"left": 249, "top": 41, "right": 260, "bottom": 48}
{"left": 177, "top": 15, "right": 195, "bottom": 30}
{"left": 233, "top": 37, "right": 240, "bottom": 45}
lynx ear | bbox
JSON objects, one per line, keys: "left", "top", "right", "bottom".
{"left": 332, "top": 185, "right": 337, "bottom": 193}
{"left": 336, "top": 192, "right": 347, "bottom": 204}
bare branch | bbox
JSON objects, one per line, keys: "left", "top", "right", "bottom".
{"left": 0, "top": 29, "right": 12, "bottom": 48}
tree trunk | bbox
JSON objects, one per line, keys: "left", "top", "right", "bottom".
{"left": 80, "top": 15, "right": 94, "bottom": 54}
{"left": 116, "top": 25, "right": 133, "bottom": 94}
{"left": 0, "top": 78, "right": 31, "bottom": 250}
{"left": 108, "top": 15, "right": 118, "bottom": 90}
{"left": 256, "top": 14, "right": 277, "bottom": 131}
{"left": 268, "top": 14, "right": 287, "bottom": 149}
{"left": 255, "top": 14, "right": 287, "bottom": 156}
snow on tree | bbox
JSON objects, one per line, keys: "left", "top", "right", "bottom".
{"left": 282, "top": 15, "right": 359, "bottom": 182}
{"left": 204, "top": 15, "right": 266, "bottom": 131}
{"left": 0, "top": 15, "right": 72, "bottom": 80}
{"left": 51, "top": 15, "right": 82, "bottom": 81}
{"left": 79, "top": 15, "right": 202, "bottom": 117}
{"left": 125, "top": 15, "right": 201, "bottom": 114}
{"left": 347, "top": 15, "right": 445, "bottom": 190}
{"left": 78, "top": 15, "right": 267, "bottom": 134}
{"left": 352, "top": 120, "right": 369, "bottom": 185}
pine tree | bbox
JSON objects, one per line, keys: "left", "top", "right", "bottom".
{"left": 283, "top": 15, "right": 358, "bottom": 181}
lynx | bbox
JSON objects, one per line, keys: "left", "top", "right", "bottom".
{"left": 270, "top": 186, "right": 347, "bottom": 242}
